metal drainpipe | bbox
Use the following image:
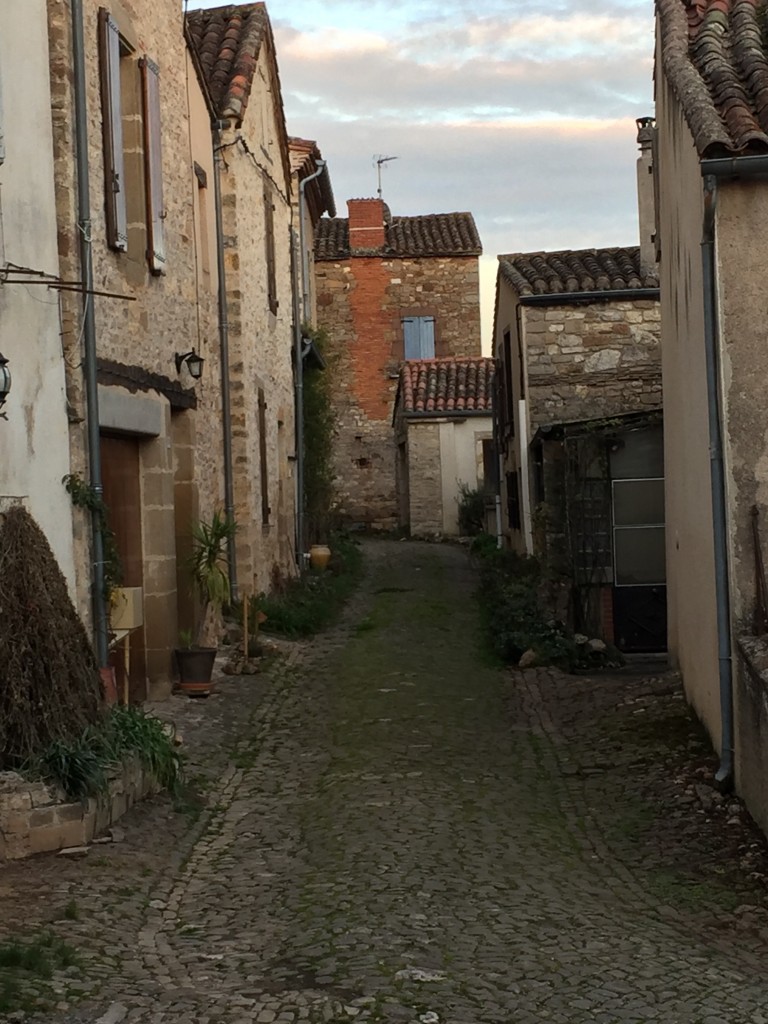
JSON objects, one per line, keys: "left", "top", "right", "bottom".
{"left": 295, "top": 161, "right": 327, "bottom": 565}
{"left": 72, "top": 0, "right": 108, "bottom": 667}
{"left": 290, "top": 226, "right": 305, "bottom": 568}
{"left": 701, "top": 175, "right": 733, "bottom": 788}
{"left": 212, "top": 127, "right": 238, "bottom": 601}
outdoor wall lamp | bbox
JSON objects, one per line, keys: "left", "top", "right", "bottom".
{"left": 174, "top": 349, "right": 204, "bottom": 380}
{"left": 0, "top": 351, "right": 11, "bottom": 417}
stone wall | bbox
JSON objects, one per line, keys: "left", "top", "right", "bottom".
{"left": 0, "top": 761, "right": 157, "bottom": 861}
{"left": 524, "top": 299, "right": 661, "bottom": 430}
{"left": 46, "top": 1, "right": 225, "bottom": 696}
{"left": 316, "top": 254, "right": 481, "bottom": 527}
{"left": 406, "top": 422, "right": 443, "bottom": 536}
{"left": 217, "top": 46, "right": 296, "bottom": 594}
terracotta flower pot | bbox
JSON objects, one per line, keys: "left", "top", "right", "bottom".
{"left": 309, "top": 544, "right": 331, "bottom": 571}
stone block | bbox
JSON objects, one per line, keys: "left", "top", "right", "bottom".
{"left": 1, "top": 812, "right": 31, "bottom": 836}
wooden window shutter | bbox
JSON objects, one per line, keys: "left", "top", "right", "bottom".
{"left": 403, "top": 317, "right": 419, "bottom": 360}
{"left": 258, "top": 388, "right": 270, "bottom": 524}
{"left": 264, "top": 187, "right": 277, "bottom": 314}
{"left": 141, "top": 57, "right": 166, "bottom": 274}
{"left": 98, "top": 8, "right": 127, "bottom": 251}
{"left": 419, "top": 317, "right": 435, "bottom": 358}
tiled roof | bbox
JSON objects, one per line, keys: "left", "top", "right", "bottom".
{"left": 185, "top": 3, "right": 268, "bottom": 123}
{"left": 498, "top": 246, "right": 659, "bottom": 297}
{"left": 399, "top": 358, "right": 494, "bottom": 415}
{"left": 657, "top": 0, "right": 768, "bottom": 156}
{"left": 315, "top": 213, "right": 482, "bottom": 259}
{"left": 288, "top": 137, "right": 336, "bottom": 218}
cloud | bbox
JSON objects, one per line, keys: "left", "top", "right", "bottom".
{"left": 188, "top": 0, "right": 655, "bottom": 344}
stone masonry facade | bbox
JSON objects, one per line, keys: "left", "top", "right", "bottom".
{"left": 525, "top": 299, "right": 662, "bottom": 430}
{"left": 316, "top": 214, "right": 482, "bottom": 528}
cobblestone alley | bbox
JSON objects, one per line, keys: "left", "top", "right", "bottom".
{"left": 6, "top": 541, "right": 768, "bottom": 1024}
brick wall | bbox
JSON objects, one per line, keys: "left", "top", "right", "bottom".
{"left": 524, "top": 299, "right": 662, "bottom": 429}
{"left": 316, "top": 254, "right": 481, "bottom": 527}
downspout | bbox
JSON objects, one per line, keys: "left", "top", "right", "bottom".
{"left": 290, "top": 226, "right": 305, "bottom": 567}
{"left": 212, "top": 127, "right": 238, "bottom": 601}
{"left": 72, "top": 0, "right": 108, "bottom": 667}
{"left": 701, "top": 174, "right": 733, "bottom": 788}
{"left": 299, "top": 160, "right": 326, "bottom": 323}
{"left": 295, "top": 160, "right": 327, "bottom": 564}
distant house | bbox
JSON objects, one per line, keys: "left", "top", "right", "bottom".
{"left": 393, "top": 358, "right": 495, "bottom": 537}
{"left": 187, "top": 2, "right": 298, "bottom": 593}
{"left": 314, "top": 198, "right": 483, "bottom": 530}
{"left": 493, "top": 124, "right": 663, "bottom": 651}
{"left": 656, "top": 0, "right": 768, "bottom": 829}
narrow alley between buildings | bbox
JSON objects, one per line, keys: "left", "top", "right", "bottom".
{"left": 6, "top": 542, "right": 768, "bottom": 1024}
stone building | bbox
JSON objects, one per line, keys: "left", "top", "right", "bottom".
{"left": 494, "top": 125, "right": 663, "bottom": 651}
{"left": 187, "top": 2, "right": 298, "bottom": 596}
{"left": 655, "top": 0, "right": 768, "bottom": 834}
{"left": 393, "top": 359, "right": 494, "bottom": 537}
{"left": 0, "top": 3, "right": 77, "bottom": 591}
{"left": 47, "top": 0, "right": 224, "bottom": 699}
{"left": 314, "top": 199, "right": 482, "bottom": 528}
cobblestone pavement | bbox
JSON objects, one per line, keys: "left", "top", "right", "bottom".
{"left": 5, "top": 541, "right": 768, "bottom": 1023}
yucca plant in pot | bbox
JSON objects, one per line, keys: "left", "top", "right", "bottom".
{"left": 175, "top": 511, "right": 236, "bottom": 698}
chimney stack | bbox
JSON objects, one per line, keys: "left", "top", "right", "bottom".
{"left": 636, "top": 116, "right": 657, "bottom": 277}
{"left": 348, "top": 198, "right": 386, "bottom": 252}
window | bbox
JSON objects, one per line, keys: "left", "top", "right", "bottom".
{"left": 258, "top": 388, "right": 270, "bottom": 524}
{"left": 506, "top": 471, "right": 521, "bottom": 531}
{"left": 99, "top": 8, "right": 128, "bottom": 251}
{"left": 403, "top": 316, "right": 435, "bottom": 359}
{"left": 99, "top": 8, "right": 165, "bottom": 272}
{"left": 140, "top": 57, "right": 165, "bottom": 274}
{"left": 264, "top": 185, "right": 278, "bottom": 314}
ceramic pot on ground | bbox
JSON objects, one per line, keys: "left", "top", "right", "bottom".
{"left": 309, "top": 544, "right": 331, "bottom": 571}
{"left": 174, "top": 647, "right": 217, "bottom": 697}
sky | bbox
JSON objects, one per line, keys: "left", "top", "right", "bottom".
{"left": 187, "top": 0, "right": 656, "bottom": 349}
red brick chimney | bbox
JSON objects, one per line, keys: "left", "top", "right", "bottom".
{"left": 347, "top": 198, "right": 386, "bottom": 251}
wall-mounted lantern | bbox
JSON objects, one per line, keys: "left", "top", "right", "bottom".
{"left": 0, "top": 352, "right": 11, "bottom": 416}
{"left": 174, "top": 349, "right": 204, "bottom": 380}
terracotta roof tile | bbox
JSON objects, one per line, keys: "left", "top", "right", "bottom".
{"left": 498, "top": 246, "right": 659, "bottom": 297}
{"left": 657, "top": 0, "right": 768, "bottom": 155}
{"left": 288, "top": 137, "right": 336, "bottom": 217}
{"left": 186, "top": 3, "right": 268, "bottom": 123}
{"left": 399, "top": 358, "right": 494, "bottom": 415}
{"left": 315, "top": 212, "right": 481, "bottom": 259}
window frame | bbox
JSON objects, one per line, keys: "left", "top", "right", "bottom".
{"left": 264, "top": 184, "right": 278, "bottom": 315}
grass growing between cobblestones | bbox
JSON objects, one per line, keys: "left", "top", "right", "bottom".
{"left": 0, "top": 933, "right": 80, "bottom": 1014}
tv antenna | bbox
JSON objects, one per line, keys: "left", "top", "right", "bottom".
{"left": 374, "top": 154, "right": 399, "bottom": 200}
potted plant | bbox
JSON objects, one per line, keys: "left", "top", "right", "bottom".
{"left": 175, "top": 511, "right": 236, "bottom": 698}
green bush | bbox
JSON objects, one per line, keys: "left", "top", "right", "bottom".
{"left": 457, "top": 483, "right": 487, "bottom": 536}
{"left": 34, "top": 705, "right": 183, "bottom": 801}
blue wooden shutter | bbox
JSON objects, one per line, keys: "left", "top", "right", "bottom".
{"left": 419, "top": 317, "right": 435, "bottom": 358}
{"left": 403, "top": 317, "right": 419, "bottom": 359}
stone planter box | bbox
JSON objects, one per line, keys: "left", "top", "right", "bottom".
{"left": 0, "top": 758, "right": 157, "bottom": 860}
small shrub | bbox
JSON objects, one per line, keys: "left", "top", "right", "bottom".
{"left": 257, "top": 534, "right": 363, "bottom": 638}
{"left": 33, "top": 705, "right": 182, "bottom": 801}
{"left": 457, "top": 483, "right": 487, "bottom": 537}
